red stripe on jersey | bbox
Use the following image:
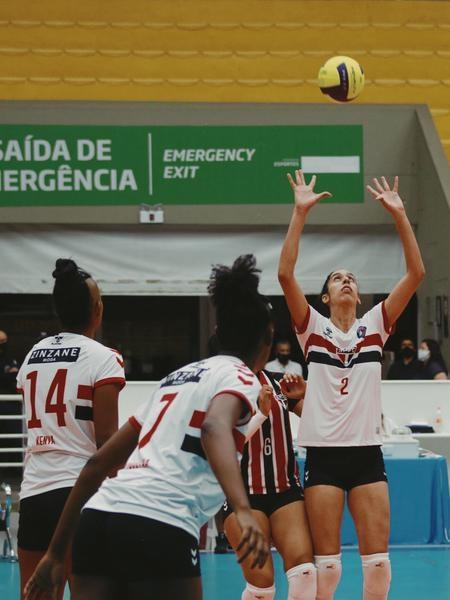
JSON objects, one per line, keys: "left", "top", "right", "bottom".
{"left": 293, "top": 305, "right": 311, "bottom": 335}
{"left": 212, "top": 389, "right": 255, "bottom": 417}
{"left": 304, "top": 333, "right": 338, "bottom": 357}
{"left": 233, "top": 429, "right": 246, "bottom": 453}
{"left": 304, "top": 332, "right": 384, "bottom": 358}
{"left": 94, "top": 377, "right": 126, "bottom": 390}
{"left": 270, "top": 399, "right": 288, "bottom": 491}
{"left": 189, "top": 410, "right": 206, "bottom": 428}
{"left": 128, "top": 416, "right": 142, "bottom": 432}
{"left": 77, "top": 385, "right": 93, "bottom": 401}
{"left": 237, "top": 375, "right": 254, "bottom": 386}
{"left": 16, "top": 387, "right": 23, "bottom": 395}
{"left": 116, "top": 356, "right": 125, "bottom": 368}
{"left": 249, "top": 429, "right": 263, "bottom": 494}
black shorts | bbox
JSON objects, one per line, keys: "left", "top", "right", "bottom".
{"left": 304, "top": 446, "right": 388, "bottom": 491}
{"left": 72, "top": 509, "right": 200, "bottom": 580}
{"left": 223, "top": 486, "right": 304, "bottom": 520}
{"left": 18, "top": 487, "right": 72, "bottom": 551}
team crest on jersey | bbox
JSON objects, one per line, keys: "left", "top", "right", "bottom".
{"left": 356, "top": 326, "right": 367, "bottom": 339}
{"left": 335, "top": 346, "right": 357, "bottom": 366}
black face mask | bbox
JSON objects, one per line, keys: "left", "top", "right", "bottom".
{"left": 400, "top": 347, "right": 415, "bottom": 360}
{"left": 277, "top": 354, "right": 290, "bottom": 366}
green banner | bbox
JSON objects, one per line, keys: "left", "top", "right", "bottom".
{"left": 0, "top": 124, "right": 363, "bottom": 206}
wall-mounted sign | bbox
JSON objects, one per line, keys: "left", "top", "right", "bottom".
{"left": 0, "top": 124, "right": 363, "bottom": 206}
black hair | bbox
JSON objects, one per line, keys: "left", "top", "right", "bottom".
{"left": 208, "top": 254, "right": 273, "bottom": 358}
{"left": 52, "top": 258, "right": 93, "bottom": 331}
{"left": 422, "top": 338, "right": 448, "bottom": 374}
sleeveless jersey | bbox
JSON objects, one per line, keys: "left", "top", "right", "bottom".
{"left": 85, "top": 355, "right": 260, "bottom": 540}
{"left": 17, "top": 333, "right": 125, "bottom": 499}
{"left": 295, "top": 302, "right": 391, "bottom": 447}
{"left": 241, "top": 370, "right": 301, "bottom": 494}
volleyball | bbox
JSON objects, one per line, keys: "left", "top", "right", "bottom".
{"left": 318, "top": 56, "right": 365, "bottom": 102}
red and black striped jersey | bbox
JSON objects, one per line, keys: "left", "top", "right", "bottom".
{"left": 241, "top": 370, "right": 301, "bottom": 495}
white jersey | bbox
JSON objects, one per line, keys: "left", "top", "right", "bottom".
{"left": 85, "top": 355, "right": 260, "bottom": 540}
{"left": 296, "top": 302, "right": 391, "bottom": 447}
{"left": 17, "top": 333, "right": 125, "bottom": 499}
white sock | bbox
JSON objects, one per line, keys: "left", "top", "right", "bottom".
{"left": 241, "top": 582, "right": 275, "bottom": 600}
{"left": 362, "top": 553, "right": 391, "bottom": 600}
{"left": 286, "top": 562, "right": 317, "bottom": 599}
{"left": 315, "top": 554, "right": 342, "bottom": 600}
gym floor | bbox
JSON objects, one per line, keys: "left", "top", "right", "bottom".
{"left": 1, "top": 546, "right": 449, "bottom": 599}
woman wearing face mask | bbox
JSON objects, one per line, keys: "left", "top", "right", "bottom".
{"left": 417, "top": 339, "right": 448, "bottom": 380}
{"left": 386, "top": 338, "right": 422, "bottom": 380}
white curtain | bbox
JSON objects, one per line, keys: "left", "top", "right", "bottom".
{"left": 0, "top": 225, "right": 404, "bottom": 295}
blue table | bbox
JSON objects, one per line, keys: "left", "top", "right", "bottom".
{"left": 297, "top": 455, "right": 450, "bottom": 545}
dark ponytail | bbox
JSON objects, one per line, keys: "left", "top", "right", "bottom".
{"left": 52, "top": 258, "right": 92, "bottom": 331}
{"left": 208, "top": 254, "right": 273, "bottom": 357}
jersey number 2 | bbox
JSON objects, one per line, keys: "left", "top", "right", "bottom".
{"left": 340, "top": 377, "right": 349, "bottom": 396}
{"left": 26, "top": 369, "right": 68, "bottom": 428}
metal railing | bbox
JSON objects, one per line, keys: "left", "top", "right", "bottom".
{"left": 0, "top": 395, "right": 25, "bottom": 469}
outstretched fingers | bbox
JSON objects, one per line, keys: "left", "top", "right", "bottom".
{"left": 287, "top": 172, "right": 296, "bottom": 190}
{"left": 236, "top": 527, "right": 269, "bottom": 569}
{"left": 393, "top": 175, "right": 399, "bottom": 193}
{"left": 372, "top": 177, "right": 385, "bottom": 194}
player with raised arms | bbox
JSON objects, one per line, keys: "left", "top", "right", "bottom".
{"left": 278, "top": 171, "right": 425, "bottom": 600}
{"left": 17, "top": 258, "right": 125, "bottom": 599}
{"left": 25, "top": 254, "right": 273, "bottom": 600}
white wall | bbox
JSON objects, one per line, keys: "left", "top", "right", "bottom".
{"left": 120, "top": 380, "right": 450, "bottom": 431}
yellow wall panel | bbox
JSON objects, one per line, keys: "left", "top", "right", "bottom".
{"left": 0, "top": 1, "right": 449, "bottom": 160}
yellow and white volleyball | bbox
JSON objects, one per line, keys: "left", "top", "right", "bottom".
{"left": 318, "top": 56, "right": 365, "bottom": 102}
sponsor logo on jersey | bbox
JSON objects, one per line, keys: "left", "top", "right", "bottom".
{"left": 28, "top": 347, "right": 81, "bottom": 364}
{"left": 161, "top": 366, "right": 209, "bottom": 388}
{"left": 323, "top": 326, "right": 333, "bottom": 339}
{"left": 357, "top": 325, "right": 367, "bottom": 339}
{"left": 51, "top": 335, "right": 64, "bottom": 345}
{"left": 36, "top": 435, "right": 55, "bottom": 445}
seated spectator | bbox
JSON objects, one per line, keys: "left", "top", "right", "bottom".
{"left": 265, "top": 339, "right": 303, "bottom": 376}
{"left": 386, "top": 338, "right": 422, "bottom": 380}
{"left": 416, "top": 338, "right": 448, "bottom": 380}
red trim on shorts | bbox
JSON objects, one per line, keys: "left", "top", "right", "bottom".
{"left": 212, "top": 389, "right": 255, "bottom": 416}
{"left": 128, "top": 416, "right": 142, "bottom": 432}
{"left": 94, "top": 377, "right": 126, "bottom": 390}
{"left": 77, "top": 385, "right": 93, "bottom": 401}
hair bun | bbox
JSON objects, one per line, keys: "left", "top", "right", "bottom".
{"left": 52, "top": 258, "right": 79, "bottom": 281}
{"left": 208, "top": 254, "right": 261, "bottom": 306}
